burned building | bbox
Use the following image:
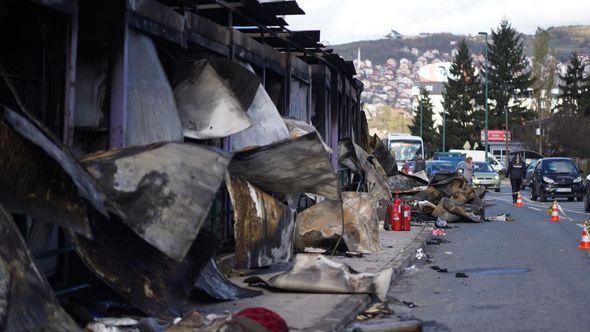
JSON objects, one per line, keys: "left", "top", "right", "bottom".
{"left": 0, "top": 0, "right": 374, "bottom": 329}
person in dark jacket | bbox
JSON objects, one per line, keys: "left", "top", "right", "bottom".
{"left": 506, "top": 153, "right": 526, "bottom": 203}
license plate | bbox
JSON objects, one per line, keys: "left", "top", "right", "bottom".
{"left": 556, "top": 188, "right": 571, "bottom": 193}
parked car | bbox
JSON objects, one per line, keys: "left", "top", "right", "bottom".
{"left": 522, "top": 160, "right": 537, "bottom": 189}
{"left": 456, "top": 161, "right": 501, "bottom": 192}
{"left": 426, "top": 160, "right": 456, "bottom": 179}
{"left": 529, "top": 157, "right": 584, "bottom": 202}
{"left": 585, "top": 175, "right": 590, "bottom": 212}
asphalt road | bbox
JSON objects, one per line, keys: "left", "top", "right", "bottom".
{"left": 359, "top": 184, "right": 590, "bottom": 332}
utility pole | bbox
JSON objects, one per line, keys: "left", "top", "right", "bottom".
{"left": 478, "top": 32, "right": 489, "bottom": 162}
{"left": 439, "top": 66, "right": 447, "bottom": 152}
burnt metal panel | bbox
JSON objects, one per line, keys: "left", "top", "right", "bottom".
{"left": 295, "top": 192, "right": 382, "bottom": 254}
{"left": 341, "top": 192, "right": 382, "bottom": 254}
{"left": 229, "top": 63, "right": 289, "bottom": 151}
{"left": 82, "top": 142, "right": 231, "bottom": 261}
{"left": 229, "top": 132, "right": 340, "bottom": 200}
{"left": 339, "top": 139, "right": 391, "bottom": 202}
{"left": 194, "top": 258, "right": 262, "bottom": 300}
{"left": 245, "top": 254, "right": 392, "bottom": 301}
{"left": 0, "top": 106, "right": 109, "bottom": 237}
{"left": 294, "top": 199, "right": 341, "bottom": 252}
{"left": 68, "top": 212, "right": 218, "bottom": 319}
{"left": 126, "top": 30, "right": 184, "bottom": 146}
{"left": 226, "top": 176, "right": 294, "bottom": 269}
{"left": 0, "top": 203, "right": 78, "bottom": 331}
{"left": 174, "top": 60, "right": 252, "bottom": 139}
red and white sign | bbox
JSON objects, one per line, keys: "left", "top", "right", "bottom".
{"left": 481, "top": 130, "right": 511, "bottom": 142}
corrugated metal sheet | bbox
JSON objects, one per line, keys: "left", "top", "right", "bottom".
{"left": 126, "top": 30, "right": 183, "bottom": 146}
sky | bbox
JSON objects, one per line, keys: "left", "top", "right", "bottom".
{"left": 287, "top": 0, "right": 590, "bottom": 45}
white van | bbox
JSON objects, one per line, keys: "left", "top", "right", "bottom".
{"left": 386, "top": 133, "right": 424, "bottom": 169}
{"left": 449, "top": 149, "right": 505, "bottom": 173}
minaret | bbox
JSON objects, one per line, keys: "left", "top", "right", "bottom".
{"left": 357, "top": 47, "right": 361, "bottom": 70}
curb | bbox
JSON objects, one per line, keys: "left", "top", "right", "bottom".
{"left": 300, "top": 224, "right": 432, "bottom": 332}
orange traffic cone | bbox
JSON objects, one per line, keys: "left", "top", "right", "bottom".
{"left": 550, "top": 201, "right": 560, "bottom": 222}
{"left": 515, "top": 192, "right": 523, "bottom": 207}
{"left": 577, "top": 228, "right": 590, "bottom": 250}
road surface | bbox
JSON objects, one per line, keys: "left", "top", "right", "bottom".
{"left": 351, "top": 184, "right": 590, "bottom": 332}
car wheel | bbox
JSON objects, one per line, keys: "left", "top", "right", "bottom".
{"left": 530, "top": 184, "right": 538, "bottom": 201}
{"left": 540, "top": 189, "right": 547, "bottom": 202}
{"left": 585, "top": 193, "right": 590, "bottom": 212}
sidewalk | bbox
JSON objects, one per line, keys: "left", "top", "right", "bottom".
{"left": 194, "top": 224, "right": 432, "bottom": 331}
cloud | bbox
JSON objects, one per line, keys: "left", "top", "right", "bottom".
{"left": 288, "top": 0, "right": 590, "bottom": 44}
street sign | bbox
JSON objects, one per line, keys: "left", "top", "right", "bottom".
{"left": 481, "top": 130, "right": 511, "bottom": 142}
{"left": 473, "top": 142, "right": 480, "bottom": 150}
{"left": 463, "top": 141, "right": 471, "bottom": 150}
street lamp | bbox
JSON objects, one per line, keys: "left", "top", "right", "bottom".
{"left": 418, "top": 90, "right": 423, "bottom": 137}
{"left": 478, "top": 31, "right": 489, "bottom": 163}
{"left": 439, "top": 65, "right": 447, "bottom": 152}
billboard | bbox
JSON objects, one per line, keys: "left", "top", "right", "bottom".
{"left": 481, "top": 130, "right": 511, "bottom": 142}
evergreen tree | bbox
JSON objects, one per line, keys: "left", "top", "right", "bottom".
{"left": 441, "top": 39, "right": 481, "bottom": 150}
{"left": 558, "top": 52, "right": 586, "bottom": 115}
{"left": 409, "top": 88, "right": 438, "bottom": 157}
{"left": 486, "top": 20, "right": 533, "bottom": 130}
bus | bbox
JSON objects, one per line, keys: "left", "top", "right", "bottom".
{"left": 385, "top": 133, "right": 424, "bottom": 169}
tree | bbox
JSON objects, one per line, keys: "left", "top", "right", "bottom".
{"left": 486, "top": 20, "right": 533, "bottom": 131}
{"left": 531, "top": 27, "right": 556, "bottom": 154}
{"left": 441, "top": 39, "right": 481, "bottom": 150}
{"left": 409, "top": 88, "right": 438, "bottom": 157}
{"left": 558, "top": 52, "right": 586, "bottom": 115}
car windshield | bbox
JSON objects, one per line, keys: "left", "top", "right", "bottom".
{"left": 389, "top": 141, "right": 422, "bottom": 161}
{"left": 474, "top": 162, "right": 494, "bottom": 172}
{"left": 542, "top": 160, "right": 577, "bottom": 174}
{"left": 440, "top": 157, "right": 464, "bottom": 169}
{"left": 427, "top": 161, "right": 454, "bottom": 172}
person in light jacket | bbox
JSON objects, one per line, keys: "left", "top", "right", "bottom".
{"left": 463, "top": 157, "right": 474, "bottom": 186}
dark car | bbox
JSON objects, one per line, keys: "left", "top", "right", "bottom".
{"left": 426, "top": 160, "right": 456, "bottom": 179}
{"left": 585, "top": 175, "right": 590, "bottom": 212}
{"left": 522, "top": 160, "right": 537, "bottom": 189}
{"left": 529, "top": 157, "right": 584, "bottom": 202}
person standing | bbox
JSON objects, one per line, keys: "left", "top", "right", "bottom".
{"left": 506, "top": 153, "right": 526, "bottom": 203}
{"left": 463, "top": 156, "right": 474, "bottom": 186}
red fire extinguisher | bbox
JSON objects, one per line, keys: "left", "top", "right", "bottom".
{"left": 389, "top": 194, "right": 402, "bottom": 231}
{"left": 401, "top": 202, "right": 411, "bottom": 231}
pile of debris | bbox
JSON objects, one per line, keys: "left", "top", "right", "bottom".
{"left": 389, "top": 171, "right": 487, "bottom": 223}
